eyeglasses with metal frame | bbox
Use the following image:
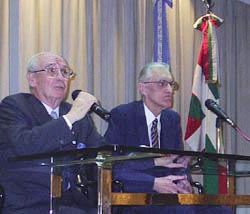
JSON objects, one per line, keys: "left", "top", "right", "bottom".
{"left": 142, "top": 79, "right": 178, "bottom": 90}
{"left": 29, "top": 64, "right": 74, "bottom": 79}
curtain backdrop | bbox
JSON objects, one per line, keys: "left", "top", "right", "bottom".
{"left": 1, "top": 1, "right": 250, "bottom": 212}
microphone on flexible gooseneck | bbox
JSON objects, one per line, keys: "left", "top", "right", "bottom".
{"left": 72, "top": 90, "right": 111, "bottom": 121}
{"left": 205, "top": 99, "right": 236, "bottom": 128}
{"left": 205, "top": 99, "right": 250, "bottom": 143}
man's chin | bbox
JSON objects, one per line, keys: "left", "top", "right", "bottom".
{"left": 54, "top": 90, "right": 67, "bottom": 98}
{"left": 162, "top": 102, "right": 172, "bottom": 109}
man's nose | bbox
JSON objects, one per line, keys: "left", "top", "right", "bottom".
{"left": 165, "top": 84, "right": 173, "bottom": 92}
{"left": 54, "top": 69, "right": 65, "bottom": 79}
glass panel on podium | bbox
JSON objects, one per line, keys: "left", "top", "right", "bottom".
{"left": 10, "top": 145, "right": 250, "bottom": 214}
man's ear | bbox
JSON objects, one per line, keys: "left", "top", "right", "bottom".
{"left": 27, "top": 72, "right": 37, "bottom": 87}
{"left": 138, "top": 83, "right": 146, "bottom": 96}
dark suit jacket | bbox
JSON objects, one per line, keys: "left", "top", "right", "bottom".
{"left": 104, "top": 100, "right": 183, "bottom": 192}
{"left": 105, "top": 101, "right": 232, "bottom": 214}
{"left": 0, "top": 93, "right": 105, "bottom": 214}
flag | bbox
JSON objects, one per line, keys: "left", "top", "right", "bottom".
{"left": 153, "top": 0, "right": 172, "bottom": 64}
{"left": 184, "top": 13, "right": 227, "bottom": 194}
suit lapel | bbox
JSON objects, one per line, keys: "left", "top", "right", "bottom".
{"left": 28, "top": 96, "right": 52, "bottom": 125}
{"left": 59, "top": 102, "right": 71, "bottom": 116}
{"left": 160, "top": 110, "right": 177, "bottom": 149}
{"left": 28, "top": 96, "right": 71, "bottom": 126}
{"left": 160, "top": 112, "right": 167, "bottom": 148}
{"left": 136, "top": 101, "right": 150, "bottom": 147}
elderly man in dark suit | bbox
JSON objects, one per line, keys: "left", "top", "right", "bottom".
{"left": 105, "top": 62, "right": 232, "bottom": 214}
{"left": 0, "top": 52, "right": 105, "bottom": 214}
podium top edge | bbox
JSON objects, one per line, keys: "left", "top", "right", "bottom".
{"left": 9, "top": 144, "right": 250, "bottom": 162}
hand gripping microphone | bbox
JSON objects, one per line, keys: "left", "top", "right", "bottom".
{"left": 72, "top": 90, "right": 111, "bottom": 121}
{"left": 205, "top": 99, "right": 236, "bottom": 128}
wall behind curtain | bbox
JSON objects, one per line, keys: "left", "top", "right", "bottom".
{"left": 1, "top": 1, "right": 250, "bottom": 211}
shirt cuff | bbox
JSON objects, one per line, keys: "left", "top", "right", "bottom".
{"left": 63, "top": 115, "right": 73, "bottom": 130}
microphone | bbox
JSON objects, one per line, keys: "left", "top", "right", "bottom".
{"left": 205, "top": 99, "right": 236, "bottom": 127}
{"left": 72, "top": 90, "right": 111, "bottom": 121}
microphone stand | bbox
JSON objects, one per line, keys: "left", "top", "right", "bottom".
{"left": 215, "top": 117, "right": 250, "bottom": 151}
{"left": 216, "top": 117, "right": 224, "bottom": 153}
{"left": 213, "top": 114, "right": 250, "bottom": 196}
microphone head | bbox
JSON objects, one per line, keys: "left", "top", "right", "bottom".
{"left": 205, "top": 99, "right": 216, "bottom": 110}
{"left": 204, "top": 99, "right": 236, "bottom": 127}
{"left": 72, "top": 90, "right": 82, "bottom": 100}
{"left": 71, "top": 89, "right": 111, "bottom": 121}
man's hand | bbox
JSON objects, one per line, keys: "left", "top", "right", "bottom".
{"left": 174, "top": 155, "right": 191, "bottom": 168}
{"left": 65, "top": 92, "right": 97, "bottom": 124}
{"left": 153, "top": 175, "right": 191, "bottom": 193}
{"left": 154, "top": 155, "right": 187, "bottom": 168}
{"left": 176, "top": 178, "right": 193, "bottom": 193}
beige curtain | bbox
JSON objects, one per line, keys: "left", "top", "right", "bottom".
{"left": 16, "top": 0, "right": 154, "bottom": 132}
{"left": 0, "top": 1, "right": 9, "bottom": 97}
{"left": 1, "top": 0, "right": 250, "bottom": 211}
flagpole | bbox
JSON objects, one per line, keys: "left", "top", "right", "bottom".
{"left": 202, "top": 0, "right": 214, "bottom": 14}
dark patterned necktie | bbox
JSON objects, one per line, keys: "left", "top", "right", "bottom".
{"left": 151, "top": 118, "right": 159, "bottom": 148}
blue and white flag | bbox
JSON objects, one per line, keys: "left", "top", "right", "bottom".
{"left": 153, "top": 0, "right": 172, "bottom": 64}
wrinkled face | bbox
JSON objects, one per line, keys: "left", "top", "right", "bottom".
{"left": 138, "top": 67, "right": 174, "bottom": 115}
{"left": 27, "top": 55, "right": 70, "bottom": 108}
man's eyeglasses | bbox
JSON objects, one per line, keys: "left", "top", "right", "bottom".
{"left": 142, "top": 80, "right": 178, "bottom": 90}
{"left": 30, "top": 66, "right": 74, "bottom": 79}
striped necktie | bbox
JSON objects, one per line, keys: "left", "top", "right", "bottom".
{"left": 151, "top": 118, "right": 159, "bottom": 148}
{"left": 50, "top": 111, "right": 58, "bottom": 119}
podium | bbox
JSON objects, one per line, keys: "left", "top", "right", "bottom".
{"left": 12, "top": 145, "right": 250, "bottom": 214}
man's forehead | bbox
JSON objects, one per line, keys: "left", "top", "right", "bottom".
{"left": 39, "top": 56, "right": 67, "bottom": 67}
{"left": 150, "top": 67, "right": 172, "bottom": 78}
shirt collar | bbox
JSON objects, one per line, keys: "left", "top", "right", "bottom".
{"left": 143, "top": 103, "right": 161, "bottom": 126}
{"left": 42, "top": 102, "right": 59, "bottom": 116}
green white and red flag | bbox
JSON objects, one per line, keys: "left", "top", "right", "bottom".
{"left": 184, "top": 13, "right": 227, "bottom": 194}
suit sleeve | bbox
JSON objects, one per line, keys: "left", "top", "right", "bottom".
{"left": 173, "top": 112, "right": 183, "bottom": 150}
{"left": 73, "top": 114, "right": 107, "bottom": 148}
{"left": 105, "top": 107, "right": 156, "bottom": 192}
{"left": 0, "top": 96, "right": 104, "bottom": 157}
{"left": 105, "top": 106, "right": 154, "bottom": 169}
{"left": 104, "top": 107, "right": 126, "bottom": 145}
{"left": 112, "top": 161, "right": 155, "bottom": 192}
